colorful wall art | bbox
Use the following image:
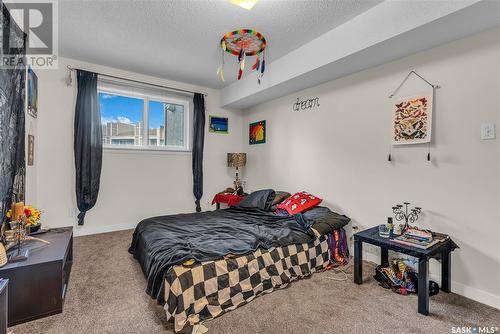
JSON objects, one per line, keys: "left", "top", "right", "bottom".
{"left": 392, "top": 94, "right": 432, "bottom": 145}
{"left": 27, "top": 67, "right": 38, "bottom": 118}
{"left": 209, "top": 116, "right": 229, "bottom": 134}
{"left": 249, "top": 120, "right": 266, "bottom": 145}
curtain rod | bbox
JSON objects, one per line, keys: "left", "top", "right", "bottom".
{"left": 66, "top": 65, "right": 207, "bottom": 97}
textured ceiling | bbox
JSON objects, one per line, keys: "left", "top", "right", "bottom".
{"left": 58, "top": 0, "right": 382, "bottom": 88}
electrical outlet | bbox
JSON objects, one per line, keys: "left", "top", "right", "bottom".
{"left": 481, "top": 123, "right": 496, "bottom": 140}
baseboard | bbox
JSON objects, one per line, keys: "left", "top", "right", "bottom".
{"left": 362, "top": 251, "right": 500, "bottom": 310}
{"left": 428, "top": 273, "right": 500, "bottom": 310}
{"left": 73, "top": 222, "right": 137, "bottom": 237}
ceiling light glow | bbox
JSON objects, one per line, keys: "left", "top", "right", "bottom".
{"left": 231, "top": 0, "right": 259, "bottom": 10}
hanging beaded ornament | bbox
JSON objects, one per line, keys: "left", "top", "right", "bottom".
{"left": 218, "top": 29, "right": 267, "bottom": 84}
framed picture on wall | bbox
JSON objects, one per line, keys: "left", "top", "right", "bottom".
{"left": 249, "top": 120, "right": 266, "bottom": 145}
{"left": 27, "top": 67, "right": 38, "bottom": 118}
{"left": 209, "top": 116, "right": 229, "bottom": 134}
{"left": 27, "top": 134, "right": 35, "bottom": 166}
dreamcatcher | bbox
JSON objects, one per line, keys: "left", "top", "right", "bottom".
{"left": 217, "top": 29, "right": 267, "bottom": 84}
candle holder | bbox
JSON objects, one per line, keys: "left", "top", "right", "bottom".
{"left": 8, "top": 216, "right": 29, "bottom": 263}
{"left": 392, "top": 202, "right": 421, "bottom": 232}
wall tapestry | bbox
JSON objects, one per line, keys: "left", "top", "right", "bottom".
{"left": 249, "top": 120, "right": 266, "bottom": 145}
{"left": 0, "top": 2, "right": 26, "bottom": 223}
{"left": 392, "top": 94, "right": 432, "bottom": 145}
{"left": 27, "top": 67, "right": 38, "bottom": 118}
{"left": 209, "top": 116, "right": 229, "bottom": 134}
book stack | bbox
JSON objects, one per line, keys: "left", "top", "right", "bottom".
{"left": 393, "top": 228, "right": 448, "bottom": 249}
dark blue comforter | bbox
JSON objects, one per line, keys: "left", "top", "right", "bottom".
{"left": 129, "top": 207, "right": 317, "bottom": 304}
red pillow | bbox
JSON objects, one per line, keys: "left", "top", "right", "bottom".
{"left": 277, "top": 191, "right": 322, "bottom": 215}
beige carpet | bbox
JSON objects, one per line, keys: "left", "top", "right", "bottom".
{"left": 11, "top": 229, "right": 499, "bottom": 334}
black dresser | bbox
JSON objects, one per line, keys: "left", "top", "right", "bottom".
{"left": 0, "top": 227, "right": 73, "bottom": 326}
{"left": 0, "top": 279, "right": 7, "bottom": 334}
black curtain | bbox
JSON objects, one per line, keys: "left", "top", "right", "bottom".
{"left": 192, "top": 93, "right": 205, "bottom": 212}
{"left": 74, "top": 70, "right": 102, "bottom": 225}
{"left": 0, "top": 2, "right": 26, "bottom": 223}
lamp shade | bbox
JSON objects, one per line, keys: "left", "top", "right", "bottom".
{"left": 227, "top": 153, "right": 246, "bottom": 168}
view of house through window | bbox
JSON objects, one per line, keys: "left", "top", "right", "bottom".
{"left": 148, "top": 101, "right": 185, "bottom": 147}
{"left": 99, "top": 89, "right": 189, "bottom": 150}
{"left": 100, "top": 93, "right": 143, "bottom": 146}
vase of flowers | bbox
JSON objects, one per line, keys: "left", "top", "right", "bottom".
{"left": 5, "top": 205, "right": 42, "bottom": 234}
{"left": 25, "top": 206, "right": 42, "bottom": 233}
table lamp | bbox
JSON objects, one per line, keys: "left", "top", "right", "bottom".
{"left": 227, "top": 153, "right": 246, "bottom": 195}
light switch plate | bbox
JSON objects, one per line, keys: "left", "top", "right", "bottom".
{"left": 481, "top": 123, "right": 496, "bottom": 140}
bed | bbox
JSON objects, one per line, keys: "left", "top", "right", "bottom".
{"left": 129, "top": 190, "right": 349, "bottom": 332}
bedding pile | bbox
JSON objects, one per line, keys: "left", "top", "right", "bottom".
{"left": 129, "top": 189, "right": 350, "bottom": 307}
{"left": 130, "top": 206, "right": 313, "bottom": 303}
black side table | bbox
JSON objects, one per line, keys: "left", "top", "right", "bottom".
{"left": 353, "top": 226, "right": 458, "bottom": 315}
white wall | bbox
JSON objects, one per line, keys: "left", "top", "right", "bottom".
{"left": 33, "top": 57, "right": 243, "bottom": 236}
{"left": 240, "top": 28, "right": 500, "bottom": 308}
{"left": 30, "top": 29, "right": 499, "bottom": 308}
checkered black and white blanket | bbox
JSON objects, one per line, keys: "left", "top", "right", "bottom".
{"left": 164, "top": 234, "right": 331, "bottom": 332}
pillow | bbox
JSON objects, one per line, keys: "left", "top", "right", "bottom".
{"left": 277, "top": 191, "right": 322, "bottom": 215}
{"left": 236, "top": 189, "right": 276, "bottom": 211}
{"left": 272, "top": 191, "right": 291, "bottom": 206}
{"left": 309, "top": 210, "right": 350, "bottom": 236}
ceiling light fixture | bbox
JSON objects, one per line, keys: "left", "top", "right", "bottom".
{"left": 231, "top": 0, "right": 259, "bottom": 11}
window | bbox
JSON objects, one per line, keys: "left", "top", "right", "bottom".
{"left": 148, "top": 101, "right": 185, "bottom": 147}
{"left": 100, "top": 93, "right": 144, "bottom": 146}
{"left": 98, "top": 80, "right": 190, "bottom": 151}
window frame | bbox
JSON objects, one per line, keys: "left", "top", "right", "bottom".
{"left": 98, "top": 82, "right": 191, "bottom": 153}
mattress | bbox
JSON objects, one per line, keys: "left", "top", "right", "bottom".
{"left": 129, "top": 207, "right": 318, "bottom": 303}
{"left": 164, "top": 234, "right": 333, "bottom": 332}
